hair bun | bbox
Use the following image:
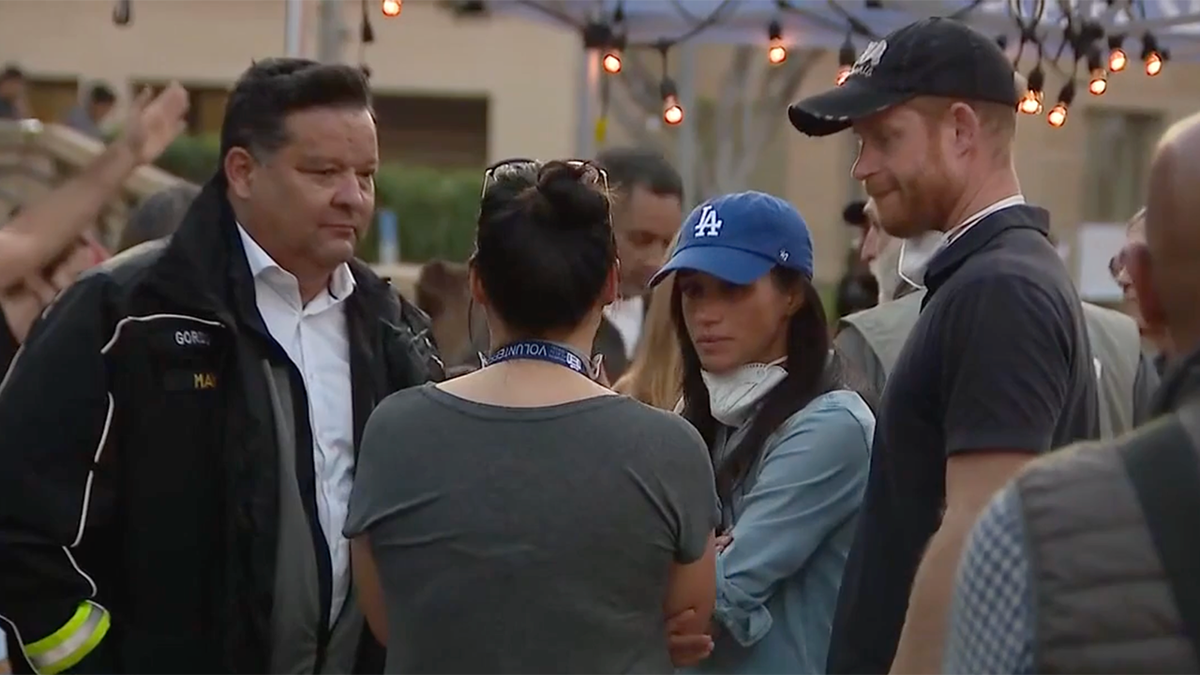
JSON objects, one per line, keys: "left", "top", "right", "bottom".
{"left": 533, "top": 161, "right": 610, "bottom": 231}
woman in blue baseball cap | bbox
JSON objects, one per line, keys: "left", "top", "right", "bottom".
{"left": 655, "top": 191, "right": 875, "bottom": 675}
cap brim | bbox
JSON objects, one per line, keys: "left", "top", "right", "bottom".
{"left": 649, "top": 246, "right": 775, "bottom": 288}
{"left": 788, "top": 78, "right": 912, "bottom": 137}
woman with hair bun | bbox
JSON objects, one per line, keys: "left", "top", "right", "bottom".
{"left": 345, "top": 160, "right": 719, "bottom": 674}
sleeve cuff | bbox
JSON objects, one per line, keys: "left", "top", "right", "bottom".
{"left": 713, "top": 554, "right": 773, "bottom": 647}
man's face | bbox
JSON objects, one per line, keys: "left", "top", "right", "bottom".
{"left": 852, "top": 103, "right": 965, "bottom": 240}
{"left": 613, "top": 184, "right": 682, "bottom": 296}
{"left": 234, "top": 107, "right": 378, "bottom": 273}
{"left": 0, "top": 75, "right": 24, "bottom": 100}
{"left": 1113, "top": 216, "right": 1166, "bottom": 342}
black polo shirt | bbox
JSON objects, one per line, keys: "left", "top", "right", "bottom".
{"left": 826, "top": 204, "right": 1099, "bottom": 674}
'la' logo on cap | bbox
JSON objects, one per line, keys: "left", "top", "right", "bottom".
{"left": 851, "top": 40, "right": 887, "bottom": 77}
{"left": 694, "top": 205, "right": 723, "bottom": 237}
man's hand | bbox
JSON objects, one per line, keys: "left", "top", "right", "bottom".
{"left": 666, "top": 608, "right": 713, "bottom": 667}
{"left": 715, "top": 534, "right": 733, "bottom": 554}
{"left": 116, "top": 83, "right": 189, "bottom": 165}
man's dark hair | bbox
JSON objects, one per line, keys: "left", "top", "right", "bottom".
{"left": 89, "top": 83, "right": 116, "bottom": 106}
{"left": 593, "top": 147, "right": 683, "bottom": 201}
{"left": 219, "top": 58, "right": 372, "bottom": 168}
{"left": 0, "top": 65, "right": 24, "bottom": 84}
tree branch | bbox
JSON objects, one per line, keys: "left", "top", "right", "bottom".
{"left": 606, "top": 83, "right": 662, "bottom": 151}
{"left": 729, "top": 49, "right": 821, "bottom": 189}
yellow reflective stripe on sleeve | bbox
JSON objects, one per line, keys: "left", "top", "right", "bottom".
{"left": 24, "top": 601, "right": 110, "bottom": 675}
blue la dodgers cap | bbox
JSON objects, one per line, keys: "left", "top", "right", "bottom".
{"left": 649, "top": 191, "right": 814, "bottom": 287}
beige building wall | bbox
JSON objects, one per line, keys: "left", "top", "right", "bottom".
{"left": 2, "top": 0, "right": 1198, "bottom": 285}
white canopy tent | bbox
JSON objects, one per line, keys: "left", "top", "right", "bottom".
{"left": 470, "top": 0, "right": 1200, "bottom": 200}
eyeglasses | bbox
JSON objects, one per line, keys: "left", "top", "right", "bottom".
{"left": 480, "top": 158, "right": 610, "bottom": 200}
{"left": 1109, "top": 240, "right": 1148, "bottom": 284}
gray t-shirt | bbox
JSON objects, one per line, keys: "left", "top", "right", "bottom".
{"left": 345, "top": 384, "right": 719, "bottom": 674}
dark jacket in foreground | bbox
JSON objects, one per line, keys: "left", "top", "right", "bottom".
{"left": 0, "top": 178, "right": 441, "bottom": 673}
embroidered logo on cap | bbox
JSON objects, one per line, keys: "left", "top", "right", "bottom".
{"left": 851, "top": 40, "right": 887, "bottom": 77}
{"left": 694, "top": 205, "right": 723, "bottom": 237}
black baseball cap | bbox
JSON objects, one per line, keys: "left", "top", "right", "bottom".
{"left": 788, "top": 17, "right": 1017, "bottom": 137}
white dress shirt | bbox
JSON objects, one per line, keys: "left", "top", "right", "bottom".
{"left": 238, "top": 225, "right": 356, "bottom": 624}
{"left": 602, "top": 295, "right": 645, "bottom": 360}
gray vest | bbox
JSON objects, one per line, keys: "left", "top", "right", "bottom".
{"left": 262, "top": 362, "right": 365, "bottom": 674}
{"left": 838, "top": 291, "right": 925, "bottom": 376}
{"left": 840, "top": 294, "right": 1142, "bottom": 439}
{"left": 1015, "top": 424, "right": 1198, "bottom": 673}
{"left": 1081, "top": 302, "right": 1142, "bottom": 438}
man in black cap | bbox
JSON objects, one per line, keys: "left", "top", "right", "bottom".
{"left": 789, "top": 17, "right": 1098, "bottom": 673}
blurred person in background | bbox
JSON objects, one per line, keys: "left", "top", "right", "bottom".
{"left": 659, "top": 191, "right": 874, "bottom": 674}
{"left": 0, "top": 59, "right": 440, "bottom": 674}
{"left": 835, "top": 198, "right": 924, "bottom": 397}
{"left": 64, "top": 82, "right": 117, "bottom": 140}
{"left": 613, "top": 230, "right": 684, "bottom": 410}
{"left": 943, "top": 109, "right": 1200, "bottom": 675}
{"left": 1112, "top": 206, "right": 1173, "bottom": 374}
{"left": 789, "top": 18, "right": 1098, "bottom": 672}
{"left": 592, "top": 147, "right": 684, "bottom": 380}
{"left": 115, "top": 182, "right": 201, "bottom": 252}
{"left": 413, "top": 259, "right": 489, "bottom": 376}
{"left": 346, "top": 160, "right": 718, "bottom": 673}
{"left": 0, "top": 83, "right": 188, "bottom": 291}
{"left": 0, "top": 65, "right": 28, "bottom": 120}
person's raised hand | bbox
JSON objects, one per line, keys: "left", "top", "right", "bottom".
{"left": 117, "top": 82, "right": 189, "bottom": 165}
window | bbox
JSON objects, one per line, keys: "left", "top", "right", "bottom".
{"left": 373, "top": 94, "right": 487, "bottom": 168}
{"left": 1082, "top": 108, "right": 1162, "bottom": 223}
{"left": 26, "top": 77, "right": 80, "bottom": 123}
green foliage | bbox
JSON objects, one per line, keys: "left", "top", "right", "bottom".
{"left": 149, "top": 134, "right": 480, "bottom": 262}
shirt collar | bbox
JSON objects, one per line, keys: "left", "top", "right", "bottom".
{"left": 943, "top": 195, "right": 1026, "bottom": 249}
{"left": 236, "top": 223, "right": 356, "bottom": 301}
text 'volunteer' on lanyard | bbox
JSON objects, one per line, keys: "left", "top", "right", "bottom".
{"left": 485, "top": 340, "right": 593, "bottom": 377}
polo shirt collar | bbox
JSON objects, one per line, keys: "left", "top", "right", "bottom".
{"left": 924, "top": 203, "right": 1051, "bottom": 294}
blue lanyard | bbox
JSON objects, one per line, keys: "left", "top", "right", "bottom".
{"left": 485, "top": 340, "right": 590, "bottom": 377}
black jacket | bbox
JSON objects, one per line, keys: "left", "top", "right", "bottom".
{"left": 0, "top": 179, "right": 442, "bottom": 673}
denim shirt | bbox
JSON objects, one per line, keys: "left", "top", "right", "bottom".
{"left": 689, "top": 389, "right": 874, "bottom": 675}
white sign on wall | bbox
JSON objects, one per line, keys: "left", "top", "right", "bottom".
{"left": 1075, "top": 221, "right": 1127, "bottom": 303}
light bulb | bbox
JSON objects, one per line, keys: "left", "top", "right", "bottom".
{"left": 1089, "top": 72, "right": 1108, "bottom": 95}
{"left": 1109, "top": 48, "right": 1127, "bottom": 72}
{"left": 1145, "top": 52, "right": 1163, "bottom": 76}
{"left": 836, "top": 65, "right": 851, "bottom": 86}
{"left": 381, "top": 0, "right": 401, "bottom": 17}
{"left": 768, "top": 41, "right": 787, "bottom": 65}
{"left": 1047, "top": 103, "right": 1068, "bottom": 128}
{"left": 602, "top": 52, "right": 622, "bottom": 74}
{"left": 663, "top": 97, "right": 684, "bottom": 125}
{"left": 1019, "top": 91, "right": 1043, "bottom": 115}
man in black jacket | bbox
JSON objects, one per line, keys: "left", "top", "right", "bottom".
{"left": 0, "top": 59, "right": 441, "bottom": 674}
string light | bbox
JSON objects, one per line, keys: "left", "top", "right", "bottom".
{"left": 1107, "top": 35, "right": 1127, "bottom": 72}
{"left": 381, "top": 0, "right": 401, "bottom": 17}
{"left": 1142, "top": 33, "right": 1164, "bottom": 76}
{"left": 836, "top": 34, "right": 855, "bottom": 86}
{"left": 767, "top": 19, "right": 787, "bottom": 65}
{"left": 1019, "top": 66, "right": 1045, "bottom": 115}
{"left": 603, "top": 52, "right": 623, "bottom": 74}
{"left": 1047, "top": 81, "right": 1075, "bottom": 128}
{"left": 1087, "top": 47, "right": 1107, "bottom": 95}
{"left": 661, "top": 77, "right": 683, "bottom": 125}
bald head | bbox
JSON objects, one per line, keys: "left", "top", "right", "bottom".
{"left": 1144, "top": 111, "right": 1200, "bottom": 349}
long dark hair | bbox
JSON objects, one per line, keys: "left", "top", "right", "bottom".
{"left": 674, "top": 267, "right": 867, "bottom": 505}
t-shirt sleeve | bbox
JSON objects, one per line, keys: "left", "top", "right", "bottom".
{"left": 652, "top": 414, "right": 720, "bottom": 564}
{"left": 344, "top": 392, "right": 411, "bottom": 538}
{"left": 939, "top": 277, "right": 1073, "bottom": 455}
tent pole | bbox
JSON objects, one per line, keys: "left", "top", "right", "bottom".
{"left": 576, "top": 47, "right": 601, "bottom": 158}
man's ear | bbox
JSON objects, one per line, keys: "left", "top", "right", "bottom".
{"left": 468, "top": 263, "right": 489, "bottom": 309}
{"left": 223, "top": 147, "right": 257, "bottom": 201}
{"left": 1129, "top": 245, "right": 1168, "bottom": 335}
{"left": 601, "top": 263, "right": 620, "bottom": 306}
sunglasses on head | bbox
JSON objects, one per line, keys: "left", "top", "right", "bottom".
{"left": 480, "top": 158, "right": 610, "bottom": 199}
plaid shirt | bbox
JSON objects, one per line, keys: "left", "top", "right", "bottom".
{"left": 942, "top": 485, "right": 1035, "bottom": 674}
